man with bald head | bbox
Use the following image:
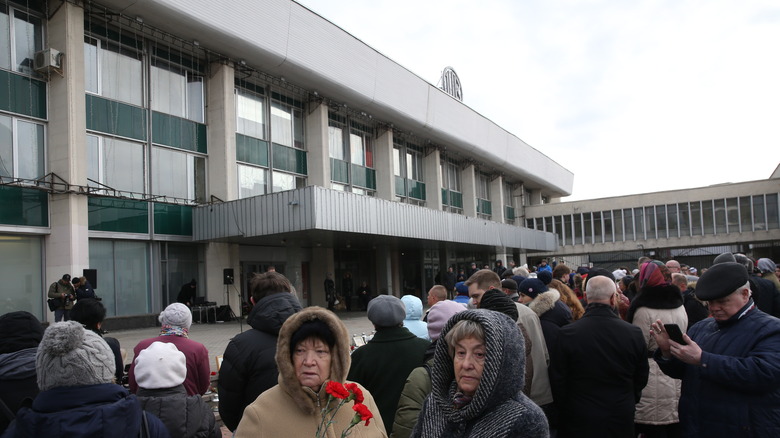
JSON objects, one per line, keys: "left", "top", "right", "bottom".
{"left": 666, "top": 259, "right": 682, "bottom": 274}
{"left": 423, "top": 285, "right": 448, "bottom": 321}
{"left": 550, "top": 275, "right": 649, "bottom": 438}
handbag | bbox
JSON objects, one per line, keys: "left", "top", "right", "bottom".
{"left": 47, "top": 297, "right": 62, "bottom": 312}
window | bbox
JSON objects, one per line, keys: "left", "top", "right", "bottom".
{"left": 84, "top": 36, "right": 143, "bottom": 106}
{"left": 678, "top": 203, "right": 690, "bottom": 237}
{"left": 271, "top": 100, "right": 303, "bottom": 149}
{"left": 89, "top": 239, "right": 150, "bottom": 317}
{"left": 328, "top": 112, "right": 374, "bottom": 194}
{"left": 726, "top": 198, "right": 738, "bottom": 233}
{"left": 87, "top": 134, "right": 144, "bottom": 195}
{"left": 703, "top": 200, "right": 714, "bottom": 234}
{"left": 238, "top": 164, "right": 266, "bottom": 198}
{"left": 691, "top": 201, "right": 703, "bottom": 235}
{"left": 713, "top": 199, "right": 726, "bottom": 234}
{"left": 151, "top": 50, "right": 205, "bottom": 123}
{"left": 739, "top": 196, "right": 752, "bottom": 232}
{"left": 0, "top": 5, "right": 42, "bottom": 75}
{"left": 0, "top": 234, "right": 43, "bottom": 318}
{"left": 504, "top": 182, "right": 515, "bottom": 223}
{"left": 476, "top": 172, "right": 491, "bottom": 218}
{"left": 623, "top": 208, "right": 634, "bottom": 241}
{"left": 393, "top": 139, "right": 424, "bottom": 203}
{"left": 440, "top": 158, "right": 462, "bottom": 212}
{"left": 151, "top": 146, "right": 206, "bottom": 202}
{"left": 753, "top": 195, "right": 766, "bottom": 231}
{"left": 613, "top": 209, "right": 623, "bottom": 241}
{"left": 0, "top": 114, "right": 44, "bottom": 180}
{"left": 555, "top": 215, "right": 564, "bottom": 245}
{"left": 236, "top": 88, "right": 266, "bottom": 139}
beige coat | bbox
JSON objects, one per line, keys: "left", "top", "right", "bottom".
{"left": 235, "top": 307, "right": 387, "bottom": 438}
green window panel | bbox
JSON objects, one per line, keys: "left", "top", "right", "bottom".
{"left": 86, "top": 95, "right": 147, "bottom": 141}
{"left": 88, "top": 197, "right": 148, "bottom": 233}
{"left": 272, "top": 143, "right": 307, "bottom": 175}
{"left": 0, "top": 186, "right": 47, "bottom": 226}
{"left": 330, "top": 158, "right": 349, "bottom": 184}
{"left": 506, "top": 206, "right": 516, "bottom": 220}
{"left": 236, "top": 134, "right": 269, "bottom": 167}
{"left": 408, "top": 180, "right": 426, "bottom": 200}
{"left": 153, "top": 203, "right": 193, "bottom": 236}
{"left": 442, "top": 188, "right": 449, "bottom": 205}
{"left": 152, "top": 111, "right": 207, "bottom": 153}
{"left": 395, "top": 176, "right": 406, "bottom": 197}
{"left": 477, "top": 199, "right": 492, "bottom": 216}
{"left": 450, "top": 191, "right": 463, "bottom": 209}
{"left": 351, "top": 164, "right": 376, "bottom": 190}
{"left": 0, "top": 70, "right": 46, "bottom": 119}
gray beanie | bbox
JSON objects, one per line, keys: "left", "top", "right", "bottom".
{"left": 36, "top": 321, "right": 115, "bottom": 391}
{"left": 713, "top": 252, "right": 736, "bottom": 265}
{"left": 159, "top": 303, "right": 192, "bottom": 329}
{"left": 367, "top": 295, "right": 406, "bottom": 328}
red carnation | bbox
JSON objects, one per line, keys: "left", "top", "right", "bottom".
{"left": 345, "top": 382, "right": 364, "bottom": 404}
{"left": 353, "top": 403, "right": 373, "bottom": 426}
{"left": 326, "top": 381, "right": 350, "bottom": 399}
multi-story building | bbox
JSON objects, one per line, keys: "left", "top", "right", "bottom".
{"left": 0, "top": 0, "right": 573, "bottom": 325}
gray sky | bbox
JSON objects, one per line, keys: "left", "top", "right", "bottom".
{"left": 296, "top": 0, "right": 780, "bottom": 201}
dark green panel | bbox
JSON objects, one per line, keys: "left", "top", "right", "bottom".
{"left": 272, "top": 143, "right": 307, "bottom": 174}
{"left": 408, "top": 180, "right": 426, "bottom": 200}
{"left": 270, "top": 92, "right": 303, "bottom": 109}
{"left": 395, "top": 176, "right": 405, "bottom": 197}
{"left": 0, "top": 70, "right": 46, "bottom": 119}
{"left": 506, "top": 206, "right": 516, "bottom": 220}
{"left": 477, "top": 199, "right": 492, "bottom": 216}
{"left": 88, "top": 197, "right": 148, "bottom": 233}
{"left": 0, "top": 186, "right": 47, "bottom": 226}
{"left": 351, "top": 164, "right": 376, "bottom": 190}
{"left": 236, "top": 134, "right": 268, "bottom": 167}
{"left": 153, "top": 203, "right": 192, "bottom": 236}
{"left": 450, "top": 191, "right": 463, "bottom": 209}
{"left": 85, "top": 95, "right": 146, "bottom": 140}
{"left": 152, "top": 111, "right": 207, "bottom": 153}
{"left": 442, "top": 188, "right": 449, "bottom": 205}
{"left": 330, "top": 158, "right": 349, "bottom": 184}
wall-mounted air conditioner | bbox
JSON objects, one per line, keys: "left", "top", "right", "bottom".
{"left": 34, "top": 48, "right": 63, "bottom": 73}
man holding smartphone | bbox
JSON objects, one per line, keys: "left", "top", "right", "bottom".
{"left": 651, "top": 262, "right": 780, "bottom": 437}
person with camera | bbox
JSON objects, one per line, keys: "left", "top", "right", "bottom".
{"left": 47, "top": 274, "right": 75, "bottom": 322}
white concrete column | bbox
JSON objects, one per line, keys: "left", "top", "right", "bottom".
{"left": 207, "top": 62, "right": 236, "bottom": 201}
{"left": 204, "top": 242, "right": 239, "bottom": 309}
{"left": 374, "top": 128, "right": 394, "bottom": 201}
{"left": 423, "top": 148, "right": 442, "bottom": 210}
{"left": 375, "top": 244, "right": 394, "bottom": 296}
{"left": 45, "top": 3, "right": 88, "bottom": 297}
{"left": 461, "top": 164, "right": 477, "bottom": 217}
{"left": 306, "top": 102, "right": 330, "bottom": 188}
{"left": 490, "top": 175, "right": 505, "bottom": 223}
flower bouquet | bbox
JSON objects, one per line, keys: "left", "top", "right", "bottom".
{"left": 316, "top": 381, "right": 374, "bottom": 437}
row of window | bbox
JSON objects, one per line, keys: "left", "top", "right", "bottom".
{"left": 528, "top": 194, "right": 780, "bottom": 246}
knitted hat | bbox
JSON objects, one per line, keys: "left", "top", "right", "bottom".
{"left": 757, "top": 258, "right": 776, "bottom": 273}
{"left": 36, "top": 321, "right": 115, "bottom": 391}
{"left": 695, "top": 262, "right": 749, "bottom": 301}
{"left": 367, "top": 295, "right": 406, "bottom": 328}
{"left": 0, "top": 311, "right": 44, "bottom": 354}
{"left": 518, "top": 278, "right": 547, "bottom": 299}
{"left": 426, "top": 300, "right": 465, "bottom": 341}
{"left": 454, "top": 281, "right": 469, "bottom": 296}
{"left": 159, "top": 303, "right": 192, "bottom": 329}
{"left": 500, "top": 278, "right": 518, "bottom": 292}
{"left": 479, "top": 289, "right": 519, "bottom": 321}
{"left": 537, "top": 271, "right": 553, "bottom": 285}
{"left": 134, "top": 341, "right": 186, "bottom": 389}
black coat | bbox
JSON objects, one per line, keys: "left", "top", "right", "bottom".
{"left": 550, "top": 303, "right": 649, "bottom": 438}
{"left": 217, "top": 292, "right": 301, "bottom": 431}
{"left": 137, "top": 385, "right": 220, "bottom": 438}
{"left": 750, "top": 275, "right": 780, "bottom": 318}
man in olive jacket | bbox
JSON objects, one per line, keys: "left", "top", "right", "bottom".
{"left": 347, "top": 294, "right": 430, "bottom": 436}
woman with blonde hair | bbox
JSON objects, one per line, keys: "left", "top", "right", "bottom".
{"left": 549, "top": 279, "right": 585, "bottom": 321}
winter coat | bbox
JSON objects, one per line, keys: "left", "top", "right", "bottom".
{"left": 550, "top": 303, "right": 649, "bottom": 438}
{"left": 516, "top": 302, "right": 553, "bottom": 407}
{"left": 528, "top": 289, "right": 572, "bottom": 355}
{"left": 628, "top": 283, "right": 687, "bottom": 425}
{"left": 137, "top": 385, "right": 219, "bottom": 438}
{"left": 2, "top": 383, "right": 169, "bottom": 438}
{"left": 391, "top": 359, "right": 433, "bottom": 438}
{"left": 234, "top": 307, "right": 386, "bottom": 438}
{"left": 47, "top": 280, "right": 74, "bottom": 310}
{"left": 348, "top": 326, "right": 430, "bottom": 435}
{"left": 682, "top": 287, "right": 709, "bottom": 330}
{"left": 401, "top": 295, "right": 428, "bottom": 339}
{"left": 217, "top": 292, "right": 301, "bottom": 431}
{"left": 655, "top": 301, "right": 780, "bottom": 437}
{"left": 0, "top": 348, "right": 38, "bottom": 434}
{"left": 750, "top": 275, "right": 780, "bottom": 318}
{"left": 129, "top": 335, "right": 210, "bottom": 397}
{"left": 410, "top": 310, "right": 549, "bottom": 438}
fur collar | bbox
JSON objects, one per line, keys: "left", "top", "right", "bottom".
{"left": 275, "top": 307, "right": 351, "bottom": 415}
{"left": 528, "top": 289, "right": 560, "bottom": 317}
{"left": 626, "top": 284, "right": 684, "bottom": 323}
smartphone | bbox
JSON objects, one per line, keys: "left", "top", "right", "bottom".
{"left": 664, "top": 323, "right": 687, "bottom": 345}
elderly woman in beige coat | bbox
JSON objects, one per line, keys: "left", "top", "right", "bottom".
{"left": 628, "top": 261, "right": 688, "bottom": 437}
{"left": 235, "top": 307, "right": 386, "bottom": 437}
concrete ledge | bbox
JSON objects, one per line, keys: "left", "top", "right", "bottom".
{"left": 103, "top": 314, "right": 159, "bottom": 331}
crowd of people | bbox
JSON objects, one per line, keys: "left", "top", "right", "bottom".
{"left": 2, "top": 255, "right": 780, "bottom": 437}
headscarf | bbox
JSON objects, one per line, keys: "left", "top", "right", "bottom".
{"left": 639, "top": 261, "right": 668, "bottom": 289}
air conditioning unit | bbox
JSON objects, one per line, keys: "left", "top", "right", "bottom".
{"left": 34, "top": 48, "right": 63, "bottom": 72}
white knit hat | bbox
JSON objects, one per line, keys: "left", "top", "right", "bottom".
{"left": 134, "top": 341, "right": 187, "bottom": 389}
{"left": 36, "top": 321, "right": 115, "bottom": 391}
{"left": 159, "top": 303, "right": 192, "bottom": 329}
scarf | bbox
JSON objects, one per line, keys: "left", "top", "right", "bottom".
{"left": 452, "top": 391, "right": 473, "bottom": 410}
{"left": 639, "top": 261, "right": 668, "bottom": 289}
{"left": 160, "top": 325, "right": 188, "bottom": 338}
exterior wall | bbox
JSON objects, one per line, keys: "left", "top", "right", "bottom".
{"left": 374, "top": 128, "right": 394, "bottom": 201}
{"left": 423, "top": 147, "right": 442, "bottom": 209}
{"left": 305, "top": 101, "right": 329, "bottom": 188}
{"left": 207, "top": 62, "right": 237, "bottom": 201}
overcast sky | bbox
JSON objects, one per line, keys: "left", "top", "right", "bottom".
{"left": 296, "top": 0, "right": 780, "bottom": 201}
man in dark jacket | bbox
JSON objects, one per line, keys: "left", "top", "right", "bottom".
{"left": 0, "top": 311, "right": 43, "bottom": 434}
{"left": 652, "top": 262, "right": 780, "bottom": 437}
{"left": 217, "top": 271, "right": 302, "bottom": 432}
{"left": 550, "top": 276, "right": 649, "bottom": 438}
{"left": 347, "top": 294, "right": 430, "bottom": 435}
{"left": 734, "top": 253, "right": 780, "bottom": 317}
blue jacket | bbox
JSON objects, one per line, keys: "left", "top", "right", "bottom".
{"left": 2, "top": 383, "right": 169, "bottom": 438}
{"left": 655, "top": 301, "right": 780, "bottom": 437}
{"left": 401, "top": 295, "right": 429, "bottom": 339}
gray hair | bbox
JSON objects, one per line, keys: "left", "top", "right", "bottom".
{"left": 585, "top": 275, "right": 616, "bottom": 302}
{"left": 444, "top": 319, "right": 485, "bottom": 359}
